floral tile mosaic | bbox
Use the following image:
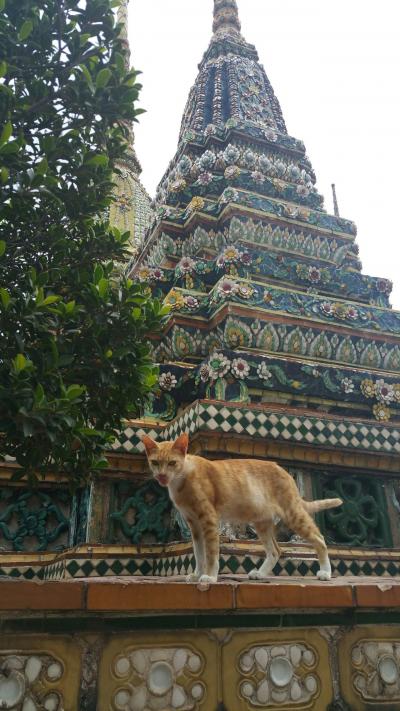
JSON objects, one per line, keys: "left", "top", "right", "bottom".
{"left": 148, "top": 351, "right": 400, "bottom": 423}
{"left": 159, "top": 278, "right": 400, "bottom": 336}
{"left": 136, "top": 240, "right": 390, "bottom": 307}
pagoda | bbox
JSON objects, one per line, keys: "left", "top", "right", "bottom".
{"left": 109, "top": 0, "right": 153, "bottom": 256}
{"left": 1, "top": 2, "right": 400, "bottom": 710}
{"left": 129, "top": 0, "right": 400, "bottom": 564}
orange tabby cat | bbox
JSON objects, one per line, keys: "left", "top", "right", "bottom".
{"left": 142, "top": 433, "right": 342, "bottom": 584}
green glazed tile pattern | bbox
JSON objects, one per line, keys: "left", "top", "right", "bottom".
{"left": 113, "top": 402, "right": 400, "bottom": 455}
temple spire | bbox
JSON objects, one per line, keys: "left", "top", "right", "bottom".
{"left": 110, "top": 0, "right": 154, "bottom": 254}
{"left": 117, "top": 0, "right": 130, "bottom": 65}
{"left": 115, "top": 0, "right": 141, "bottom": 174}
{"left": 213, "top": 0, "right": 242, "bottom": 36}
{"left": 332, "top": 183, "right": 340, "bottom": 217}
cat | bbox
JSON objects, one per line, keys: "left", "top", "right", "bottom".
{"left": 142, "top": 433, "right": 342, "bottom": 584}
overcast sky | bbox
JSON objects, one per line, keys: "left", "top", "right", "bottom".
{"left": 129, "top": 0, "right": 400, "bottom": 308}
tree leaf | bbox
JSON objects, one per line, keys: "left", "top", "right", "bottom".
{"left": 78, "top": 63, "right": 94, "bottom": 88}
{"left": 14, "top": 354, "right": 27, "bottom": 373}
{"left": 93, "top": 456, "right": 109, "bottom": 469}
{"left": 66, "top": 385, "right": 86, "bottom": 400}
{"left": 0, "top": 287, "right": 10, "bottom": 308}
{"left": 79, "top": 33, "right": 91, "bottom": 47}
{"left": 0, "top": 140, "right": 19, "bottom": 155}
{"left": 97, "top": 278, "right": 109, "bottom": 298}
{"left": 35, "top": 287, "right": 44, "bottom": 306}
{"left": 0, "top": 167, "right": 9, "bottom": 182}
{"left": 96, "top": 68, "right": 112, "bottom": 88}
{"left": 42, "top": 295, "right": 61, "bottom": 306}
{"left": 114, "top": 52, "right": 125, "bottom": 74}
{"left": 35, "top": 157, "right": 48, "bottom": 175}
{"left": 0, "top": 121, "right": 12, "bottom": 146}
{"left": 0, "top": 240, "right": 6, "bottom": 256}
{"left": 18, "top": 20, "right": 33, "bottom": 41}
{"left": 94, "top": 264, "right": 104, "bottom": 283}
{"left": 65, "top": 300, "right": 76, "bottom": 314}
{"left": 34, "top": 384, "right": 45, "bottom": 405}
{"left": 86, "top": 153, "right": 109, "bottom": 167}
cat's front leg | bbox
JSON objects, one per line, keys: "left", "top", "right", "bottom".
{"left": 198, "top": 518, "right": 220, "bottom": 586}
{"left": 185, "top": 519, "right": 205, "bottom": 583}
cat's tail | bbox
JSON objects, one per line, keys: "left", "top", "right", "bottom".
{"left": 302, "top": 498, "right": 343, "bottom": 514}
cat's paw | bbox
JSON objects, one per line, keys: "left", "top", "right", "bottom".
{"left": 199, "top": 574, "right": 217, "bottom": 584}
{"left": 186, "top": 573, "right": 201, "bottom": 583}
{"left": 317, "top": 569, "right": 331, "bottom": 581}
{"left": 197, "top": 574, "right": 217, "bottom": 590}
{"left": 248, "top": 568, "right": 271, "bottom": 580}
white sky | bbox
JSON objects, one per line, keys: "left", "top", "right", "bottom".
{"left": 130, "top": 0, "right": 400, "bottom": 308}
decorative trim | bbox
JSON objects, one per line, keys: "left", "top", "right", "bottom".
{"left": 161, "top": 278, "right": 400, "bottom": 335}
{"left": 112, "top": 401, "right": 400, "bottom": 457}
{"left": 150, "top": 352, "right": 400, "bottom": 423}
{"left": 2, "top": 543, "right": 400, "bottom": 581}
{"left": 155, "top": 317, "right": 400, "bottom": 374}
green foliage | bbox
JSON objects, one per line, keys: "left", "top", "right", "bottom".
{"left": 0, "top": 0, "right": 166, "bottom": 486}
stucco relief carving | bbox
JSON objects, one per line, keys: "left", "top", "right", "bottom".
{"left": 112, "top": 646, "right": 206, "bottom": 710}
{"left": 0, "top": 654, "right": 64, "bottom": 710}
{"left": 352, "top": 640, "right": 400, "bottom": 701}
{"left": 238, "top": 643, "right": 319, "bottom": 706}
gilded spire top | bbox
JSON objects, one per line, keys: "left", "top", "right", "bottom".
{"left": 213, "top": 0, "right": 242, "bottom": 37}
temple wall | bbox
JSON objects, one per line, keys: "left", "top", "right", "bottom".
{"left": 1, "top": 605, "right": 400, "bottom": 710}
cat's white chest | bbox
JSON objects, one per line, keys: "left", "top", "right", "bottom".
{"left": 167, "top": 479, "right": 189, "bottom": 514}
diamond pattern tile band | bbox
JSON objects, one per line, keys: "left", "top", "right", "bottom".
{"left": 2, "top": 545, "right": 400, "bottom": 580}
{"left": 112, "top": 401, "right": 400, "bottom": 455}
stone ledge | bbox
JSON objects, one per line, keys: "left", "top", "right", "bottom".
{"left": 1, "top": 575, "right": 400, "bottom": 613}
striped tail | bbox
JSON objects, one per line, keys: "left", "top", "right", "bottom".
{"left": 303, "top": 498, "right": 343, "bottom": 514}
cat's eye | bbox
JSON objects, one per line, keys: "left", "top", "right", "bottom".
{"left": 168, "top": 461, "right": 177, "bottom": 467}
{"left": 150, "top": 460, "right": 159, "bottom": 467}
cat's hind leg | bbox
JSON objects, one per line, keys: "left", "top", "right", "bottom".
{"left": 248, "top": 520, "right": 281, "bottom": 580}
{"left": 284, "top": 504, "right": 332, "bottom": 581}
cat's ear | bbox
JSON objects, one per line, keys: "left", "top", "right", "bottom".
{"left": 173, "top": 433, "right": 189, "bottom": 455}
{"left": 141, "top": 435, "right": 159, "bottom": 455}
